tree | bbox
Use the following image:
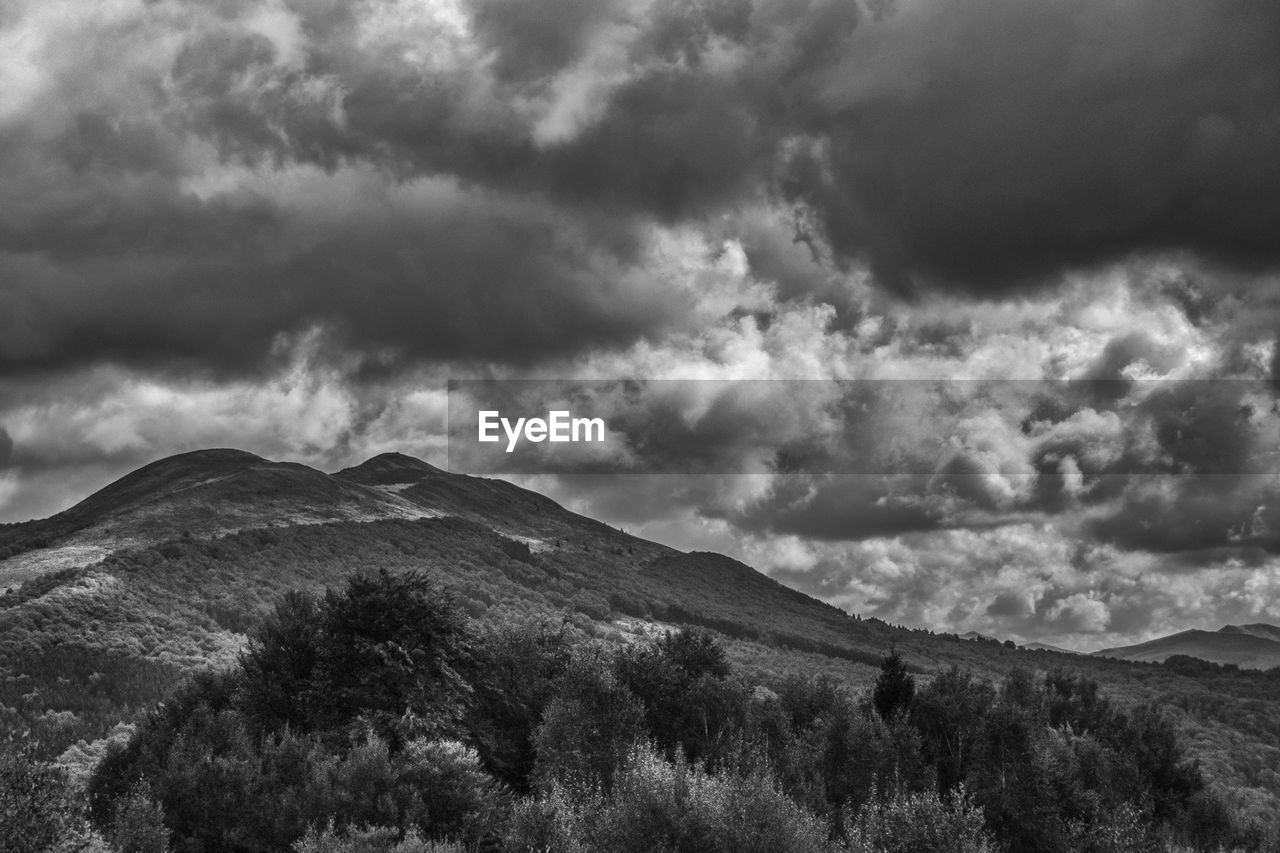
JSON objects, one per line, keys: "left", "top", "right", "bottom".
{"left": 910, "top": 667, "right": 992, "bottom": 791}
{"left": 307, "top": 570, "right": 472, "bottom": 744}
{"left": 466, "top": 620, "right": 574, "bottom": 791}
{"left": 614, "top": 628, "right": 745, "bottom": 765}
{"left": 237, "top": 591, "right": 321, "bottom": 734}
{"left": 534, "top": 654, "right": 645, "bottom": 793}
{"left": 872, "top": 651, "right": 915, "bottom": 722}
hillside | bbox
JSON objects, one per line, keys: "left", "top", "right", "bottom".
{"left": 2, "top": 449, "right": 1280, "bottom": 827}
{"left": 1095, "top": 625, "right": 1280, "bottom": 670}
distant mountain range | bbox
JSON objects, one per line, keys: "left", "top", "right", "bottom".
{"left": 1094, "top": 623, "right": 1280, "bottom": 670}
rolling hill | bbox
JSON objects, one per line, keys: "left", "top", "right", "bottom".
{"left": 1094, "top": 624, "right": 1280, "bottom": 669}
{"left": 3, "top": 449, "right": 1280, "bottom": 825}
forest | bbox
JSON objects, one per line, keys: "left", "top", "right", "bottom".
{"left": 3, "top": 569, "right": 1274, "bottom": 853}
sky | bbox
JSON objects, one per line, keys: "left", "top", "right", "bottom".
{"left": 3, "top": 0, "right": 1280, "bottom": 650}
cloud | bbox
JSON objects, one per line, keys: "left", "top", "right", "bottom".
{"left": 5, "top": 0, "right": 1280, "bottom": 380}
{"left": 791, "top": 0, "right": 1280, "bottom": 292}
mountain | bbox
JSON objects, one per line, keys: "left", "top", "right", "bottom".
{"left": 0, "top": 449, "right": 437, "bottom": 591}
{"left": 1093, "top": 624, "right": 1280, "bottom": 669}
{"left": 1221, "top": 623, "right": 1280, "bottom": 644}
{"left": 3, "top": 449, "right": 1280, "bottom": 819}
{"left": 0, "top": 449, "right": 899, "bottom": 680}
{"left": 1022, "top": 641, "right": 1079, "bottom": 655}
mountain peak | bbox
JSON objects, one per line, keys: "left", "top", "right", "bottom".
{"left": 69, "top": 448, "right": 267, "bottom": 515}
{"left": 1219, "top": 623, "right": 1280, "bottom": 643}
{"left": 334, "top": 452, "right": 446, "bottom": 486}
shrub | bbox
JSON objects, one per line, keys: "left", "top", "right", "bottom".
{"left": 845, "top": 785, "right": 997, "bottom": 853}
{"left": 393, "top": 739, "right": 510, "bottom": 846}
{"left": 512, "top": 747, "right": 832, "bottom": 853}
{"left": 0, "top": 747, "right": 85, "bottom": 853}
{"left": 107, "top": 781, "right": 170, "bottom": 853}
{"left": 293, "top": 824, "right": 464, "bottom": 853}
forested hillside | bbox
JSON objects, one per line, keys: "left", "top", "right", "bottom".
{"left": 4, "top": 571, "right": 1267, "bottom": 852}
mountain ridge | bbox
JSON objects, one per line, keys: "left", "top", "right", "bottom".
{"left": 1093, "top": 623, "right": 1280, "bottom": 669}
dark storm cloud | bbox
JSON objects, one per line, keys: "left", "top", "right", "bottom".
{"left": 6, "top": 0, "right": 1280, "bottom": 375}
{"left": 0, "top": 427, "right": 12, "bottom": 469}
{"left": 725, "top": 474, "right": 945, "bottom": 540}
{"left": 793, "top": 0, "right": 1280, "bottom": 292}
{"left": 0, "top": 204, "right": 669, "bottom": 375}
{"left": 0, "top": 1, "right": 692, "bottom": 375}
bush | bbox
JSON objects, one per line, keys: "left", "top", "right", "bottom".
{"left": 845, "top": 785, "right": 997, "bottom": 853}
{"left": 107, "top": 781, "right": 169, "bottom": 853}
{"left": 293, "top": 824, "right": 463, "bottom": 853}
{"left": 0, "top": 747, "right": 87, "bottom": 853}
{"left": 393, "top": 739, "right": 510, "bottom": 846}
{"left": 595, "top": 747, "right": 832, "bottom": 853}
{"left": 510, "top": 747, "right": 833, "bottom": 853}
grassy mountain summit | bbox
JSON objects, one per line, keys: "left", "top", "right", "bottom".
{"left": 2, "top": 449, "right": 1280, "bottom": 830}
{"left": 0, "top": 450, "right": 438, "bottom": 591}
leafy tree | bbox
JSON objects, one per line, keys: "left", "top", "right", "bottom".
{"left": 910, "top": 667, "right": 992, "bottom": 791}
{"left": 237, "top": 592, "right": 321, "bottom": 734}
{"left": 465, "top": 620, "right": 573, "bottom": 791}
{"left": 533, "top": 653, "right": 645, "bottom": 793}
{"left": 306, "top": 570, "right": 472, "bottom": 744}
{"left": 615, "top": 628, "right": 745, "bottom": 765}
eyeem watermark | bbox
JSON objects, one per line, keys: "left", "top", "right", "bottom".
{"left": 478, "top": 410, "right": 606, "bottom": 452}
{"left": 451, "top": 378, "right": 1276, "bottom": 476}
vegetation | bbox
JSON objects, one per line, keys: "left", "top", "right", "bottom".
{"left": 0, "top": 569, "right": 1266, "bottom": 852}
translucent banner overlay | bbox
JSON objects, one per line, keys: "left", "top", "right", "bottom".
{"left": 446, "top": 379, "right": 1280, "bottom": 476}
